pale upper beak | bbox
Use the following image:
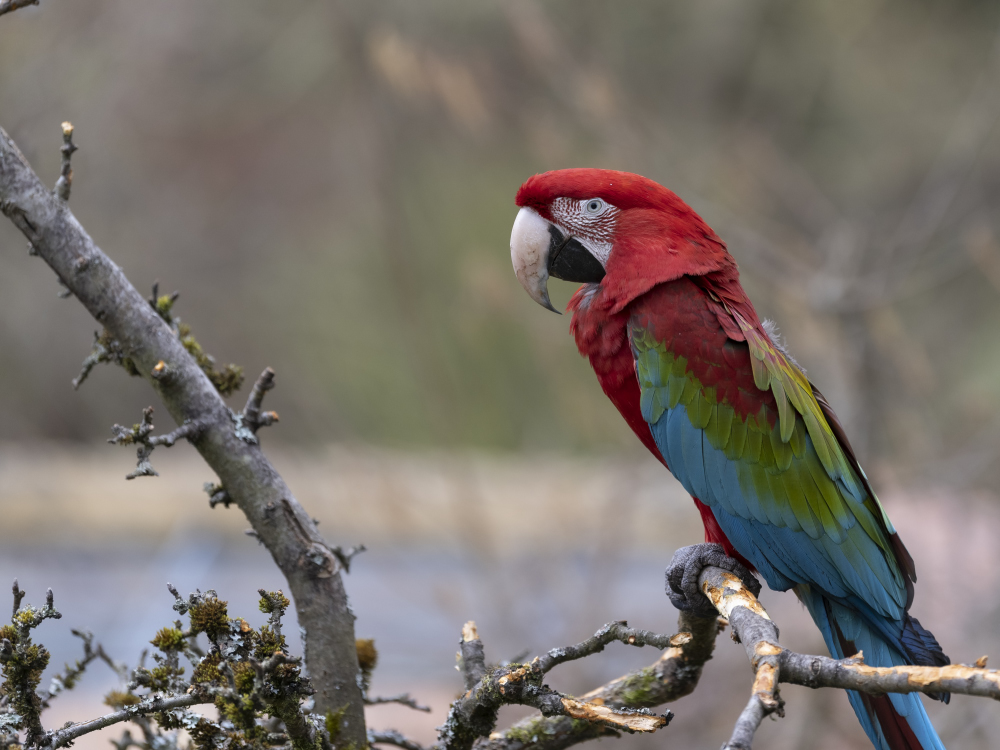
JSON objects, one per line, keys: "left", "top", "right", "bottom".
{"left": 510, "top": 207, "right": 559, "bottom": 312}
{"left": 509, "top": 206, "right": 606, "bottom": 314}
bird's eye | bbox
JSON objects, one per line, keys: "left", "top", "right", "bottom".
{"left": 584, "top": 198, "right": 605, "bottom": 214}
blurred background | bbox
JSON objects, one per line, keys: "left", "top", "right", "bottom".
{"left": 2, "top": 0, "right": 1000, "bottom": 748}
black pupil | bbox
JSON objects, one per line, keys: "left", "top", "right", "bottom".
{"left": 589, "top": 201, "right": 599, "bottom": 211}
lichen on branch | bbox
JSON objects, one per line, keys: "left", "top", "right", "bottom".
{"left": 73, "top": 284, "right": 244, "bottom": 396}
{"left": 0, "top": 583, "right": 340, "bottom": 750}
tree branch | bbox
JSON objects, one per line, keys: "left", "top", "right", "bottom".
{"left": 536, "top": 620, "right": 677, "bottom": 673}
{"left": 240, "top": 367, "right": 279, "bottom": 434}
{"left": 459, "top": 621, "right": 487, "bottom": 691}
{"left": 365, "top": 694, "right": 432, "bottom": 712}
{"left": 0, "top": 125, "right": 366, "bottom": 747}
{"left": 369, "top": 729, "right": 427, "bottom": 750}
{"left": 472, "top": 565, "right": 1000, "bottom": 750}
{"left": 41, "top": 694, "right": 207, "bottom": 749}
{"left": 442, "top": 614, "right": 731, "bottom": 750}
{"left": 470, "top": 610, "right": 721, "bottom": 750}
{"left": 439, "top": 653, "right": 671, "bottom": 750}
{"left": 698, "top": 566, "right": 1000, "bottom": 749}
{"left": 0, "top": 0, "right": 38, "bottom": 18}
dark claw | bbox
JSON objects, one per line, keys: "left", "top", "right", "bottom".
{"left": 665, "top": 543, "right": 760, "bottom": 618}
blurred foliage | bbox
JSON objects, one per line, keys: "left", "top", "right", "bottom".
{"left": 2, "top": 0, "right": 1000, "bottom": 489}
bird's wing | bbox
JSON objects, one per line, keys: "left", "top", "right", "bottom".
{"left": 629, "top": 276, "right": 911, "bottom": 619}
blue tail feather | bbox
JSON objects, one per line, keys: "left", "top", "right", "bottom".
{"left": 797, "top": 585, "right": 946, "bottom": 750}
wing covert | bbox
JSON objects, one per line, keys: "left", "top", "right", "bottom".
{"left": 629, "top": 279, "right": 909, "bottom": 618}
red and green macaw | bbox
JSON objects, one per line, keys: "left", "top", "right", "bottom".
{"left": 509, "top": 168, "right": 948, "bottom": 750}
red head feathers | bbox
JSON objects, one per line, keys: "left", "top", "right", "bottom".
{"left": 511, "top": 168, "right": 737, "bottom": 315}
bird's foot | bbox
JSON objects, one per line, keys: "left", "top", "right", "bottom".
{"left": 665, "top": 543, "right": 760, "bottom": 619}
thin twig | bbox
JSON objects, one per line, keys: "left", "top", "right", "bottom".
{"left": 369, "top": 729, "right": 427, "bottom": 750}
{"left": 537, "top": 620, "right": 676, "bottom": 673}
{"left": 54, "top": 122, "right": 77, "bottom": 201}
{"left": 365, "top": 694, "right": 431, "bottom": 713}
{"left": 148, "top": 419, "right": 204, "bottom": 447}
{"left": 11, "top": 579, "right": 25, "bottom": 619}
{"left": 242, "top": 367, "right": 279, "bottom": 433}
{"left": 0, "top": 0, "right": 38, "bottom": 17}
{"left": 42, "top": 694, "right": 206, "bottom": 748}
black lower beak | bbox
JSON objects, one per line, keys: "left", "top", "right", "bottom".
{"left": 547, "top": 225, "right": 606, "bottom": 284}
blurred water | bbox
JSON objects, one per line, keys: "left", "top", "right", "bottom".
{"left": 1, "top": 445, "right": 999, "bottom": 749}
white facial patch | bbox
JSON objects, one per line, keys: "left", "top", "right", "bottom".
{"left": 549, "top": 197, "right": 620, "bottom": 266}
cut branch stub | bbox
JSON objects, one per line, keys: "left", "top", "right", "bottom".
{"left": 205, "top": 482, "right": 233, "bottom": 509}
{"left": 459, "top": 621, "right": 486, "bottom": 691}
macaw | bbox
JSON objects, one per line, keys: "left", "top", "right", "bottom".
{"left": 509, "top": 168, "right": 949, "bottom": 750}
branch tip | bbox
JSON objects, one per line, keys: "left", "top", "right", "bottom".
{"left": 331, "top": 544, "right": 366, "bottom": 573}
{"left": 55, "top": 121, "right": 77, "bottom": 201}
{"left": 461, "top": 621, "right": 478, "bottom": 642}
{"left": 239, "top": 368, "right": 279, "bottom": 436}
{"left": 0, "top": 0, "right": 40, "bottom": 19}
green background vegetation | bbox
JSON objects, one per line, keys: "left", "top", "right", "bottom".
{"left": 2, "top": 0, "right": 1000, "bottom": 489}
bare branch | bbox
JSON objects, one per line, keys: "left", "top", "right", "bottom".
{"left": 0, "top": 125, "right": 367, "bottom": 744}
{"left": 11, "top": 579, "right": 25, "bottom": 619}
{"left": 149, "top": 419, "right": 204, "bottom": 448}
{"left": 73, "top": 331, "right": 125, "bottom": 389}
{"left": 41, "top": 693, "right": 206, "bottom": 749}
{"left": 721, "top": 695, "right": 769, "bottom": 750}
{"left": 365, "top": 694, "right": 431, "bottom": 713}
{"left": 459, "top": 621, "right": 486, "bottom": 691}
{"left": 537, "top": 620, "right": 676, "bottom": 673}
{"left": 41, "top": 629, "right": 123, "bottom": 707}
{"left": 54, "top": 122, "right": 77, "bottom": 201}
{"left": 0, "top": 0, "right": 38, "bottom": 17}
{"left": 331, "top": 544, "right": 366, "bottom": 573}
{"left": 369, "top": 729, "right": 427, "bottom": 750}
{"left": 241, "top": 367, "right": 279, "bottom": 433}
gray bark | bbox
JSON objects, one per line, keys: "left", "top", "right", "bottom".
{"left": 0, "top": 126, "right": 366, "bottom": 748}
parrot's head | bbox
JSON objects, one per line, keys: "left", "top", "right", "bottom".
{"left": 510, "top": 168, "right": 733, "bottom": 313}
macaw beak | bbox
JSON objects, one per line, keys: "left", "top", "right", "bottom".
{"left": 509, "top": 207, "right": 606, "bottom": 314}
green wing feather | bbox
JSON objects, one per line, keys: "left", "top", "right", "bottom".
{"left": 631, "top": 321, "right": 909, "bottom": 611}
